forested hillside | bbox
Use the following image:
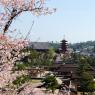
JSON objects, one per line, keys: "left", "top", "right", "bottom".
{"left": 69, "top": 41, "right": 95, "bottom": 51}
{"left": 50, "top": 41, "right": 95, "bottom": 50}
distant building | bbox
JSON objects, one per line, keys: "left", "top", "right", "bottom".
{"left": 55, "top": 54, "right": 63, "bottom": 64}
{"left": 46, "top": 63, "right": 95, "bottom": 80}
{"left": 29, "top": 42, "right": 51, "bottom": 52}
{"left": 60, "top": 39, "right": 68, "bottom": 54}
{"left": 28, "top": 40, "right": 74, "bottom": 64}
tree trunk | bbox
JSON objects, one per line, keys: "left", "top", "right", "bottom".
{"left": 83, "top": 92, "right": 85, "bottom": 95}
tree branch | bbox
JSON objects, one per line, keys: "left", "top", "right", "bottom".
{"left": 3, "top": 7, "right": 42, "bottom": 34}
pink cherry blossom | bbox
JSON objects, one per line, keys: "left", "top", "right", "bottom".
{"left": 0, "top": 1, "right": 56, "bottom": 94}
{"left": 0, "top": 0, "right": 46, "bottom": 33}
{"left": 0, "top": 33, "right": 28, "bottom": 87}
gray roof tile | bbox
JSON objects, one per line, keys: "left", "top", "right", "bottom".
{"left": 29, "top": 42, "right": 50, "bottom": 50}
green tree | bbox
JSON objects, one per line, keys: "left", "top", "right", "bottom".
{"left": 13, "top": 75, "right": 31, "bottom": 88}
{"left": 42, "top": 75, "right": 59, "bottom": 93}
{"left": 93, "top": 45, "right": 95, "bottom": 53}
{"left": 77, "top": 57, "right": 95, "bottom": 94}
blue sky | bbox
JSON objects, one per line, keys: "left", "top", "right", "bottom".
{"left": 11, "top": 0, "right": 95, "bottom": 43}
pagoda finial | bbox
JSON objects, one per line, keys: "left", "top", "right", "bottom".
{"left": 63, "top": 35, "right": 65, "bottom": 40}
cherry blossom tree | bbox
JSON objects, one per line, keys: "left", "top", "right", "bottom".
{"left": 0, "top": 0, "right": 54, "bottom": 67}
{"left": 0, "top": 1, "right": 56, "bottom": 94}
{"left": 0, "top": 34, "right": 29, "bottom": 88}
{"left": 0, "top": 0, "right": 55, "bottom": 34}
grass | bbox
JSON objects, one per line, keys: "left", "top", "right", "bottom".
{"left": 31, "top": 79, "right": 41, "bottom": 83}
